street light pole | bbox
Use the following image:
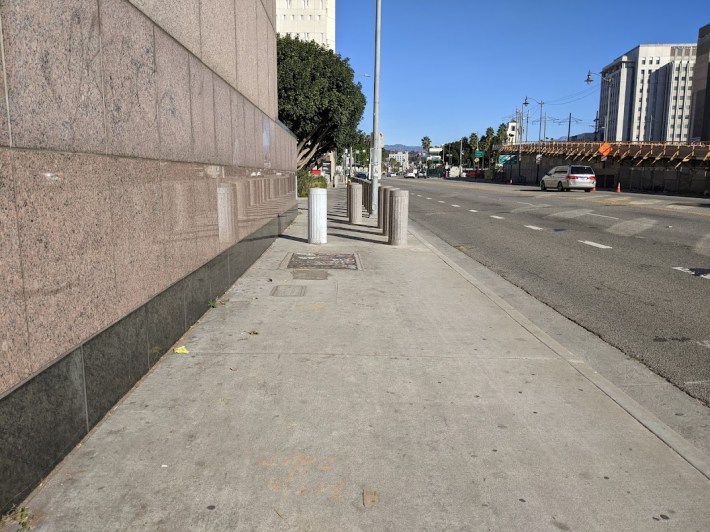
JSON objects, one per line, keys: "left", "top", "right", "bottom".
{"left": 524, "top": 96, "right": 545, "bottom": 143}
{"left": 586, "top": 70, "right": 612, "bottom": 142}
{"left": 370, "top": 0, "right": 382, "bottom": 215}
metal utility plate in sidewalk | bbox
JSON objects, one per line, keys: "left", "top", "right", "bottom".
{"left": 284, "top": 252, "right": 360, "bottom": 270}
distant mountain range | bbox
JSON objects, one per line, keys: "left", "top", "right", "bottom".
{"left": 384, "top": 144, "right": 423, "bottom": 153}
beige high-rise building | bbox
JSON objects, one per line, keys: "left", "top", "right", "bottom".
{"left": 275, "top": 0, "right": 336, "bottom": 50}
{"left": 598, "top": 43, "right": 696, "bottom": 142}
{"left": 689, "top": 23, "right": 710, "bottom": 141}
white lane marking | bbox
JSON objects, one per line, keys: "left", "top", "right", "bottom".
{"left": 606, "top": 217, "right": 657, "bottom": 237}
{"left": 490, "top": 215, "right": 505, "bottom": 220}
{"left": 451, "top": 204, "right": 460, "bottom": 208}
{"left": 685, "top": 380, "right": 710, "bottom": 385}
{"left": 469, "top": 209, "right": 478, "bottom": 213}
{"left": 416, "top": 194, "right": 422, "bottom": 197}
{"left": 426, "top": 197, "right": 432, "bottom": 200}
{"left": 587, "top": 213, "right": 620, "bottom": 220}
{"left": 673, "top": 267, "right": 710, "bottom": 280}
{"left": 697, "top": 340, "right": 710, "bottom": 350}
{"left": 525, "top": 225, "right": 544, "bottom": 231}
{"left": 548, "top": 209, "right": 593, "bottom": 219}
{"left": 438, "top": 200, "right": 445, "bottom": 203}
{"left": 516, "top": 201, "right": 537, "bottom": 206}
{"left": 512, "top": 203, "right": 551, "bottom": 213}
{"left": 579, "top": 240, "right": 612, "bottom": 249}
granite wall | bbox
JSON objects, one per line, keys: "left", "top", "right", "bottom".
{"left": 0, "top": 0, "right": 296, "bottom": 512}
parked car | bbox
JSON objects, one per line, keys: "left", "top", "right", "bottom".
{"left": 404, "top": 171, "right": 416, "bottom": 178}
{"left": 355, "top": 172, "right": 370, "bottom": 180}
{"left": 541, "top": 165, "right": 596, "bottom": 192}
{"left": 466, "top": 169, "right": 484, "bottom": 178}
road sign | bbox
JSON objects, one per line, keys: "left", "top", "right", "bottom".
{"left": 474, "top": 158, "right": 479, "bottom": 163}
{"left": 474, "top": 150, "right": 484, "bottom": 158}
{"left": 598, "top": 143, "right": 612, "bottom": 157}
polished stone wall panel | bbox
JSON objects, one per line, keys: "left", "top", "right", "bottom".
{"left": 0, "top": 150, "right": 30, "bottom": 392}
{"left": 231, "top": 91, "right": 245, "bottom": 167}
{"left": 2, "top": 0, "right": 105, "bottom": 153}
{"left": 127, "top": 0, "right": 201, "bottom": 57}
{"left": 193, "top": 174, "right": 220, "bottom": 265}
{"left": 184, "top": 267, "right": 211, "bottom": 329}
{"left": 190, "top": 57, "right": 217, "bottom": 163}
{"left": 244, "top": 104, "right": 257, "bottom": 167}
{"left": 0, "top": 57, "right": 9, "bottom": 146}
{"left": 145, "top": 277, "right": 185, "bottom": 367}
{"left": 159, "top": 162, "right": 200, "bottom": 285}
{"left": 208, "top": 252, "right": 231, "bottom": 299}
{"left": 267, "top": 26, "right": 277, "bottom": 119}
{"left": 256, "top": 5, "right": 269, "bottom": 114}
{"left": 100, "top": 0, "right": 159, "bottom": 160}
{"left": 235, "top": 0, "right": 259, "bottom": 105}
{"left": 13, "top": 151, "right": 119, "bottom": 374}
{"left": 156, "top": 28, "right": 193, "bottom": 162}
{"left": 0, "top": 349, "right": 86, "bottom": 511}
{"left": 199, "top": 0, "right": 237, "bottom": 89}
{"left": 83, "top": 308, "right": 149, "bottom": 428}
{"left": 213, "top": 76, "right": 233, "bottom": 165}
{"left": 107, "top": 156, "right": 167, "bottom": 315}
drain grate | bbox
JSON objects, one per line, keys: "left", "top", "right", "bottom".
{"left": 287, "top": 253, "right": 358, "bottom": 270}
{"left": 292, "top": 269, "right": 329, "bottom": 280}
{"left": 271, "top": 285, "right": 306, "bottom": 297}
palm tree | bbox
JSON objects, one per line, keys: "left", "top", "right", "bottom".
{"left": 421, "top": 136, "right": 431, "bottom": 153}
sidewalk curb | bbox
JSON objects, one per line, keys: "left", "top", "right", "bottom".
{"left": 408, "top": 224, "right": 710, "bottom": 481}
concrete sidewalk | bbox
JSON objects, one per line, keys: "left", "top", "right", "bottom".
{"left": 19, "top": 187, "right": 710, "bottom": 531}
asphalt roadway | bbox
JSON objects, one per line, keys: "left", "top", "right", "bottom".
{"left": 20, "top": 188, "right": 710, "bottom": 530}
{"left": 391, "top": 177, "right": 710, "bottom": 409}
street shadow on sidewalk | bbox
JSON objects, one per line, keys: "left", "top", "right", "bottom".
{"left": 327, "top": 223, "right": 382, "bottom": 236}
{"left": 278, "top": 234, "right": 308, "bottom": 243}
{"left": 329, "top": 232, "right": 387, "bottom": 244}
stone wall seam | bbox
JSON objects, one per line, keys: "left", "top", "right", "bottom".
{"left": 0, "top": 11, "right": 13, "bottom": 146}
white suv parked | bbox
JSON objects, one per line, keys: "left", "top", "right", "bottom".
{"left": 541, "top": 165, "right": 596, "bottom": 192}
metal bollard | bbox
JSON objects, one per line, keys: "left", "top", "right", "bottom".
{"left": 308, "top": 188, "right": 327, "bottom": 244}
{"left": 377, "top": 186, "right": 385, "bottom": 229}
{"left": 348, "top": 183, "right": 362, "bottom": 224}
{"left": 388, "top": 189, "right": 409, "bottom": 246}
{"left": 382, "top": 187, "right": 395, "bottom": 236}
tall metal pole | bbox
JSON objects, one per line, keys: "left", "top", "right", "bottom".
{"left": 604, "top": 78, "right": 611, "bottom": 142}
{"left": 370, "top": 0, "right": 382, "bottom": 215}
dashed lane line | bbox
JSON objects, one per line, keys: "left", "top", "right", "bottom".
{"left": 490, "top": 215, "right": 505, "bottom": 220}
{"left": 469, "top": 209, "right": 478, "bottom": 213}
{"left": 525, "top": 225, "right": 544, "bottom": 231}
{"left": 579, "top": 240, "right": 612, "bottom": 249}
{"left": 587, "top": 213, "right": 620, "bottom": 220}
{"left": 438, "top": 200, "right": 445, "bottom": 203}
{"left": 673, "top": 267, "right": 710, "bottom": 281}
{"left": 451, "top": 204, "right": 460, "bottom": 208}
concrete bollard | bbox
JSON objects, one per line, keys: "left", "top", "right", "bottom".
{"left": 382, "top": 187, "right": 395, "bottom": 236}
{"left": 346, "top": 183, "right": 351, "bottom": 219}
{"left": 308, "top": 188, "right": 327, "bottom": 244}
{"left": 388, "top": 189, "right": 409, "bottom": 246}
{"left": 348, "top": 182, "right": 362, "bottom": 224}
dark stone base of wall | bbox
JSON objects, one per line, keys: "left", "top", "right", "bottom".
{"left": 0, "top": 208, "right": 296, "bottom": 514}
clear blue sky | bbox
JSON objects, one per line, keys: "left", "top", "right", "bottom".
{"left": 335, "top": 1, "right": 709, "bottom": 148}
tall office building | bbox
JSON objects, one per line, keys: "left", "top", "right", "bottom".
{"left": 275, "top": 0, "right": 336, "bottom": 50}
{"left": 690, "top": 23, "right": 710, "bottom": 141}
{"left": 598, "top": 43, "right": 696, "bottom": 142}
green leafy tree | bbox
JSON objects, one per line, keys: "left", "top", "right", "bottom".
{"left": 277, "top": 35, "right": 366, "bottom": 170}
